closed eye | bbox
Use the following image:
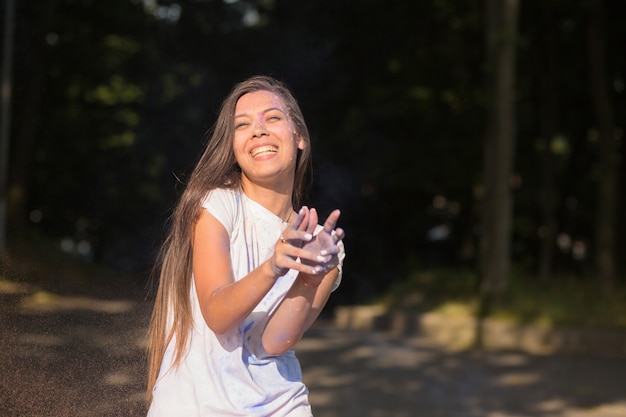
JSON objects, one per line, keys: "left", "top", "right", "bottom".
{"left": 264, "top": 108, "right": 286, "bottom": 122}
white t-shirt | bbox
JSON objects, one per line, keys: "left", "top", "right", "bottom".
{"left": 148, "top": 188, "right": 343, "bottom": 416}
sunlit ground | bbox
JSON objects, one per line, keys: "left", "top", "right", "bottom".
{"left": 0, "top": 279, "right": 150, "bottom": 417}
{"left": 299, "top": 323, "right": 626, "bottom": 417}
{"left": 1, "top": 279, "right": 626, "bottom": 417}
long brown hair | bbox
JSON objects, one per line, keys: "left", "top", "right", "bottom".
{"left": 146, "top": 75, "right": 312, "bottom": 400}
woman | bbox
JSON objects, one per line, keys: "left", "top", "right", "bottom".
{"left": 146, "top": 75, "right": 346, "bottom": 416}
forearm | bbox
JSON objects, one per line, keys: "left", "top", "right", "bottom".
{"left": 261, "top": 269, "right": 339, "bottom": 355}
{"left": 200, "top": 260, "right": 277, "bottom": 334}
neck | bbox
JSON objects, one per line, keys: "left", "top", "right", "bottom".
{"left": 241, "top": 179, "right": 294, "bottom": 221}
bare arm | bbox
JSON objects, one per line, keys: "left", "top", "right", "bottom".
{"left": 262, "top": 209, "right": 345, "bottom": 355}
{"left": 193, "top": 209, "right": 275, "bottom": 334}
{"left": 261, "top": 268, "right": 340, "bottom": 355}
{"left": 193, "top": 207, "right": 336, "bottom": 335}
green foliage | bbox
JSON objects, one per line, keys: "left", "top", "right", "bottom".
{"left": 379, "top": 268, "right": 626, "bottom": 330}
{"left": 379, "top": 268, "right": 479, "bottom": 311}
{"left": 497, "top": 275, "right": 626, "bottom": 330}
{"left": 6, "top": 0, "right": 626, "bottom": 294}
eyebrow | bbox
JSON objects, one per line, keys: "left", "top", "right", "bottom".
{"left": 234, "top": 107, "right": 285, "bottom": 119}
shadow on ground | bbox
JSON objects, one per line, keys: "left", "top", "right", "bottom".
{"left": 299, "top": 322, "right": 626, "bottom": 417}
{"left": 1, "top": 279, "right": 626, "bottom": 417}
{"left": 0, "top": 281, "right": 150, "bottom": 417}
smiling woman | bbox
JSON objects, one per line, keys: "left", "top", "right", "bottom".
{"left": 146, "top": 75, "right": 346, "bottom": 417}
{"left": 233, "top": 90, "right": 305, "bottom": 188}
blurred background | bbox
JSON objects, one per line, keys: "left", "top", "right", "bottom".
{"left": 1, "top": 0, "right": 625, "bottom": 332}
{"left": 2, "top": 1, "right": 626, "bottom": 416}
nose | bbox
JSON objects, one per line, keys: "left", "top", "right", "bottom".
{"left": 252, "top": 119, "right": 268, "bottom": 137}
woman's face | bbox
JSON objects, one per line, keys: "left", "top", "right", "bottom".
{"left": 233, "top": 90, "right": 304, "bottom": 187}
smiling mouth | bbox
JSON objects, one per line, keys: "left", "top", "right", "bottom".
{"left": 250, "top": 145, "right": 278, "bottom": 158}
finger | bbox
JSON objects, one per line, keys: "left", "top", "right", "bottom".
{"left": 291, "top": 206, "right": 308, "bottom": 231}
{"left": 322, "top": 209, "right": 341, "bottom": 234}
{"left": 279, "top": 230, "right": 314, "bottom": 245}
{"left": 333, "top": 227, "right": 345, "bottom": 242}
{"left": 278, "top": 218, "right": 315, "bottom": 247}
{"left": 275, "top": 255, "right": 325, "bottom": 276}
{"left": 281, "top": 207, "right": 309, "bottom": 243}
{"left": 306, "top": 208, "right": 318, "bottom": 234}
{"left": 318, "top": 233, "right": 340, "bottom": 257}
{"left": 294, "top": 246, "right": 335, "bottom": 264}
{"left": 319, "top": 245, "right": 339, "bottom": 257}
{"left": 293, "top": 263, "right": 326, "bottom": 276}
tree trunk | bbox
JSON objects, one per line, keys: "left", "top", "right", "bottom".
{"left": 588, "top": 0, "right": 618, "bottom": 294}
{"left": 479, "top": 0, "right": 519, "bottom": 294}
{"left": 0, "top": 0, "right": 16, "bottom": 253}
{"left": 6, "top": 2, "right": 49, "bottom": 234}
{"left": 476, "top": 0, "right": 520, "bottom": 348}
{"left": 537, "top": 6, "right": 559, "bottom": 282}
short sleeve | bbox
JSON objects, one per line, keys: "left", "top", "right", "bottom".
{"left": 201, "top": 188, "right": 239, "bottom": 233}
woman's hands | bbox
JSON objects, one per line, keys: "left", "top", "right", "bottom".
{"left": 268, "top": 206, "right": 344, "bottom": 281}
{"left": 299, "top": 209, "right": 344, "bottom": 286}
{"left": 195, "top": 205, "right": 344, "bottom": 338}
{"left": 262, "top": 207, "right": 345, "bottom": 354}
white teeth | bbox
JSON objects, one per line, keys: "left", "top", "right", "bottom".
{"left": 251, "top": 145, "right": 277, "bottom": 157}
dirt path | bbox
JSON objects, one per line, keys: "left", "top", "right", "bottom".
{"left": 1, "top": 280, "right": 626, "bottom": 417}
{"left": 0, "top": 282, "right": 150, "bottom": 417}
{"left": 299, "top": 323, "right": 626, "bottom": 417}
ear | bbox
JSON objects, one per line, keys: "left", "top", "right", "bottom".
{"left": 295, "top": 133, "right": 305, "bottom": 150}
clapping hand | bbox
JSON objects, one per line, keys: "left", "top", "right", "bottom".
{"left": 300, "top": 209, "right": 344, "bottom": 273}
{"left": 269, "top": 207, "right": 344, "bottom": 281}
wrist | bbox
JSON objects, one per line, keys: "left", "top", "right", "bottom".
{"left": 262, "top": 259, "right": 283, "bottom": 281}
